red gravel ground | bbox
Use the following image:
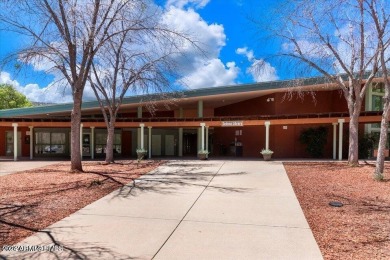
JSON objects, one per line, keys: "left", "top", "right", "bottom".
{"left": 284, "top": 162, "right": 390, "bottom": 260}
{"left": 0, "top": 160, "right": 163, "bottom": 248}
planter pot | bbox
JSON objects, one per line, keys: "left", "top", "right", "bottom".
{"left": 137, "top": 152, "right": 147, "bottom": 160}
{"left": 198, "top": 153, "right": 208, "bottom": 160}
{"left": 262, "top": 154, "right": 272, "bottom": 161}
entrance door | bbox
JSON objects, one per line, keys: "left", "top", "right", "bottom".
{"left": 152, "top": 135, "right": 161, "bottom": 156}
{"left": 165, "top": 135, "right": 175, "bottom": 156}
{"left": 183, "top": 133, "right": 197, "bottom": 156}
{"left": 5, "top": 131, "right": 21, "bottom": 156}
{"left": 82, "top": 133, "right": 91, "bottom": 157}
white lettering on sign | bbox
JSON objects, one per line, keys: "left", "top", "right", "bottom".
{"left": 221, "top": 121, "right": 243, "bottom": 127}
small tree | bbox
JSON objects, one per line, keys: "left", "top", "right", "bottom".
{"left": 256, "top": 0, "right": 381, "bottom": 166}
{"left": 0, "top": 0, "right": 158, "bottom": 172}
{"left": 0, "top": 84, "right": 32, "bottom": 109}
{"left": 88, "top": 3, "right": 191, "bottom": 163}
{"left": 366, "top": 0, "right": 390, "bottom": 180}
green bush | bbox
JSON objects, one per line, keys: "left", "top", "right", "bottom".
{"left": 358, "top": 134, "right": 376, "bottom": 159}
{"left": 299, "top": 126, "right": 328, "bottom": 158}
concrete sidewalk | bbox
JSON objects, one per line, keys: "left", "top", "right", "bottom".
{"left": 0, "top": 160, "right": 63, "bottom": 177}
{"left": 1, "top": 160, "right": 323, "bottom": 259}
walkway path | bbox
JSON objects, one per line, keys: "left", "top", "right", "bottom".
{"left": 0, "top": 160, "right": 62, "bottom": 177}
{"left": 1, "top": 160, "right": 323, "bottom": 259}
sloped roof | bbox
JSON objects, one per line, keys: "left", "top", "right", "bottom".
{"left": 0, "top": 75, "right": 338, "bottom": 118}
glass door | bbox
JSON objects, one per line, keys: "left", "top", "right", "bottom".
{"left": 82, "top": 133, "right": 91, "bottom": 157}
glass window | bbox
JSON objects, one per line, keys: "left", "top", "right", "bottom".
{"left": 96, "top": 133, "right": 107, "bottom": 144}
{"left": 95, "top": 132, "right": 121, "bottom": 154}
{"left": 372, "top": 83, "right": 385, "bottom": 93}
{"left": 35, "top": 132, "right": 66, "bottom": 154}
{"left": 6, "top": 132, "right": 13, "bottom": 155}
{"left": 372, "top": 95, "right": 383, "bottom": 111}
{"left": 115, "top": 133, "right": 121, "bottom": 144}
{"left": 52, "top": 133, "right": 65, "bottom": 144}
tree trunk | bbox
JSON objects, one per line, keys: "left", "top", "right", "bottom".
{"left": 105, "top": 123, "right": 115, "bottom": 164}
{"left": 70, "top": 91, "right": 83, "bottom": 172}
{"left": 348, "top": 110, "right": 360, "bottom": 166}
{"left": 375, "top": 99, "right": 389, "bottom": 180}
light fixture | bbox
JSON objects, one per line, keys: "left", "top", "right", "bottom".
{"left": 266, "top": 98, "right": 274, "bottom": 102}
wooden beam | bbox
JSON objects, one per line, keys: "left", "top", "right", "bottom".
{"left": 0, "top": 115, "right": 384, "bottom": 128}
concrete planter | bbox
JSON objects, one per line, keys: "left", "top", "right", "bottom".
{"left": 137, "top": 152, "right": 147, "bottom": 160}
{"left": 262, "top": 153, "right": 272, "bottom": 161}
{"left": 198, "top": 153, "right": 208, "bottom": 160}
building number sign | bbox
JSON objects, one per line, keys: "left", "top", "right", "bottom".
{"left": 221, "top": 121, "right": 244, "bottom": 127}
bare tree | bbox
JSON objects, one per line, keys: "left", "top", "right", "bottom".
{"left": 88, "top": 3, "right": 191, "bottom": 163}
{"left": 257, "top": 0, "right": 381, "bottom": 166}
{"left": 366, "top": 0, "right": 390, "bottom": 179}
{"left": 0, "top": 0, "right": 146, "bottom": 172}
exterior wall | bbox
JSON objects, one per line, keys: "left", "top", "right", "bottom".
{"left": 215, "top": 94, "right": 276, "bottom": 116}
{"left": 213, "top": 126, "right": 265, "bottom": 157}
{"left": 274, "top": 91, "right": 348, "bottom": 115}
{"left": 271, "top": 124, "right": 333, "bottom": 158}
{"left": 215, "top": 90, "right": 349, "bottom": 117}
{"left": 211, "top": 90, "right": 352, "bottom": 158}
{"left": 213, "top": 124, "right": 336, "bottom": 158}
{"left": 0, "top": 127, "right": 9, "bottom": 156}
{"left": 122, "top": 130, "right": 132, "bottom": 157}
{"left": 0, "top": 127, "right": 30, "bottom": 157}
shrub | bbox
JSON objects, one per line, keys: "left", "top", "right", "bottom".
{"left": 358, "top": 134, "right": 376, "bottom": 159}
{"left": 299, "top": 126, "right": 328, "bottom": 158}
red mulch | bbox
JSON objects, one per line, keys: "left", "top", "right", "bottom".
{"left": 284, "top": 161, "right": 390, "bottom": 260}
{"left": 0, "top": 160, "right": 163, "bottom": 248}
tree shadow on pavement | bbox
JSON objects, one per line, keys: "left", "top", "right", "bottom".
{"left": 0, "top": 203, "right": 135, "bottom": 260}
{"left": 113, "top": 165, "right": 251, "bottom": 198}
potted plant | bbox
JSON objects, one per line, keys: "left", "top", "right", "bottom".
{"left": 136, "top": 148, "right": 147, "bottom": 160}
{"left": 260, "top": 148, "right": 273, "bottom": 161}
{"left": 198, "top": 149, "right": 209, "bottom": 160}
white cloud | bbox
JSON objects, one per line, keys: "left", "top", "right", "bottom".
{"left": 180, "top": 59, "right": 239, "bottom": 88}
{"left": 236, "top": 47, "right": 255, "bottom": 62}
{"left": 0, "top": 71, "right": 96, "bottom": 103}
{"left": 248, "top": 60, "right": 278, "bottom": 82}
{"left": 162, "top": 6, "right": 238, "bottom": 89}
{"left": 165, "top": 0, "right": 210, "bottom": 9}
{"left": 236, "top": 47, "right": 278, "bottom": 82}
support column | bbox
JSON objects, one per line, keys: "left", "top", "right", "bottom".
{"left": 178, "top": 128, "right": 183, "bottom": 157}
{"left": 332, "top": 123, "right": 337, "bottom": 160}
{"left": 198, "top": 100, "right": 203, "bottom": 118}
{"left": 12, "top": 123, "right": 18, "bottom": 161}
{"left": 148, "top": 126, "right": 152, "bottom": 159}
{"left": 197, "top": 128, "right": 201, "bottom": 152}
{"left": 200, "top": 123, "right": 205, "bottom": 150}
{"left": 205, "top": 126, "right": 209, "bottom": 158}
{"left": 338, "top": 119, "right": 345, "bottom": 161}
{"left": 29, "top": 126, "right": 34, "bottom": 160}
{"left": 140, "top": 124, "right": 145, "bottom": 150}
{"left": 137, "top": 106, "right": 142, "bottom": 118}
{"left": 80, "top": 124, "right": 83, "bottom": 159}
{"left": 91, "top": 126, "right": 95, "bottom": 160}
{"left": 137, "top": 128, "right": 141, "bottom": 149}
{"left": 265, "top": 121, "right": 271, "bottom": 150}
{"left": 179, "top": 107, "right": 183, "bottom": 157}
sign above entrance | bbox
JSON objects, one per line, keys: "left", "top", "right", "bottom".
{"left": 221, "top": 121, "right": 244, "bottom": 127}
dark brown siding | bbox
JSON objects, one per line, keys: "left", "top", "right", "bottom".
{"left": 215, "top": 90, "right": 349, "bottom": 117}
{"left": 122, "top": 131, "right": 132, "bottom": 157}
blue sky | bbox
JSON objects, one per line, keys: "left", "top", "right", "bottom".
{"left": 0, "top": 0, "right": 287, "bottom": 103}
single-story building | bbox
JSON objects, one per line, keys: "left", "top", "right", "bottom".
{"left": 0, "top": 75, "right": 386, "bottom": 161}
